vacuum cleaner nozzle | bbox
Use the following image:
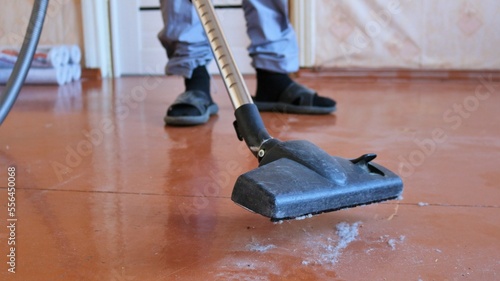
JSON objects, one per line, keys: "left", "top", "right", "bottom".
{"left": 231, "top": 139, "right": 403, "bottom": 221}
{"left": 192, "top": 0, "right": 403, "bottom": 221}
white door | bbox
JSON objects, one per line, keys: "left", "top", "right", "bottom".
{"left": 110, "top": 0, "right": 254, "bottom": 76}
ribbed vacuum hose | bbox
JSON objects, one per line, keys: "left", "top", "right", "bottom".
{"left": 0, "top": 0, "right": 49, "bottom": 125}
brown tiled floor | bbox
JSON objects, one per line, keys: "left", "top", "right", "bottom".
{"left": 0, "top": 75, "right": 499, "bottom": 280}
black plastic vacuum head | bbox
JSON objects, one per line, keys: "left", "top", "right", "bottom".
{"left": 231, "top": 139, "right": 403, "bottom": 221}
{"left": 192, "top": 0, "right": 402, "bottom": 222}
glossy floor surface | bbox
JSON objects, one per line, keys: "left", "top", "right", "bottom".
{"left": 1, "top": 75, "right": 499, "bottom": 280}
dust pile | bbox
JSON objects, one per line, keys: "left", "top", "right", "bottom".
{"left": 302, "top": 221, "right": 362, "bottom": 265}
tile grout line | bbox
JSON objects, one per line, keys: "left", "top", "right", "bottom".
{"left": 0, "top": 187, "right": 498, "bottom": 208}
{"left": 386, "top": 202, "right": 500, "bottom": 209}
{"left": 0, "top": 186, "right": 231, "bottom": 199}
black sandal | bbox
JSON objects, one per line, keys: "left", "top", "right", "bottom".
{"left": 254, "top": 82, "right": 336, "bottom": 114}
{"left": 164, "top": 90, "right": 218, "bottom": 126}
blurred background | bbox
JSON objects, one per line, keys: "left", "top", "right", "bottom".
{"left": 2, "top": 0, "right": 498, "bottom": 77}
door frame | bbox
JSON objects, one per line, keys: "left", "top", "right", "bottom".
{"left": 81, "top": 0, "right": 113, "bottom": 77}
{"left": 290, "top": 0, "right": 316, "bottom": 67}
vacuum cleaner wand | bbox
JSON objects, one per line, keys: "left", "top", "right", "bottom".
{"left": 192, "top": 0, "right": 272, "bottom": 157}
{"left": 192, "top": 0, "right": 403, "bottom": 221}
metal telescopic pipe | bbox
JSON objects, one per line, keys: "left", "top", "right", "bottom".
{"left": 192, "top": 0, "right": 253, "bottom": 110}
{"left": 192, "top": 0, "right": 274, "bottom": 158}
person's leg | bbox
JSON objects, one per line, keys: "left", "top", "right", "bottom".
{"left": 243, "top": 0, "right": 336, "bottom": 113}
{"left": 242, "top": 0, "right": 299, "bottom": 73}
{"left": 242, "top": 0, "right": 296, "bottom": 102}
{"left": 158, "top": 0, "right": 212, "bottom": 78}
{"left": 158, "top": 0, "right": 217, "bottom": 125}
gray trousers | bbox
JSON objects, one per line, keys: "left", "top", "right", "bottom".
{"left": 158, "top": 0, "right": 299, "bottom": 78}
